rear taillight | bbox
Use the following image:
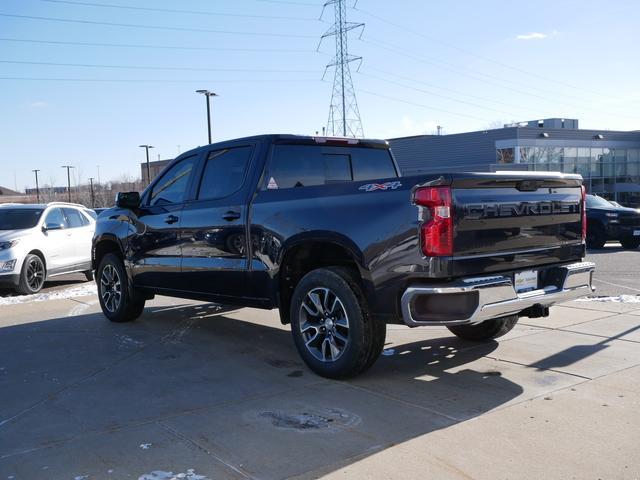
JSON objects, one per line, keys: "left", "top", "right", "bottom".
{"left": 581, "top": 185, "right": 587, "bottom": 241}
{"left": 414, "top": 186, "right": 453, "bottom": 256}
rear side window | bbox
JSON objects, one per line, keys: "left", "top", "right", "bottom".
{"left": 63, "top": 208, "right": 89, "bottom": 228}
{"left": 150, "top": 156, "right": 196, "bottom": 206}
{"left": 44, "top": 208, "right": 67, "bottom": 228}
{"left": 266, "top": 145, "right": 396, "bottom": 189}
{"left": 351, "top": 148, "right": 397, "bottom": 181}
{"left": 197, "top": 146, "right": 252, "bottom": 200}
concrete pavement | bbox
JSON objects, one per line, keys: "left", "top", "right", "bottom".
{"left": 0, "top": 290, "right": 639, "bottom": 480}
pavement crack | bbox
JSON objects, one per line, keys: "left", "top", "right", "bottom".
{"left": 156, "top": 420, "right": 256, "bottom": 480}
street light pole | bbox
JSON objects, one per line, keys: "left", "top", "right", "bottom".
{"left": 196, "top": 89, "right": 218, "bottom": 144}
{"left": 32, "top": 169, "right": 40, "bottom": 203}
{"left": 61, "top": 165, "right": 74, "bottom": 202}
{"left": 139, "top": 145, "right": 154, "bottom": 184}
{"left": 89, "top": 177, "right": 95, "bottom": 208}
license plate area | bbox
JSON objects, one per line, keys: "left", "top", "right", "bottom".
{"left": 634, "top": 230, "right": 640, "bottom": 236}
{"left": 514, "top": 270, "right": 538, "bottom": 293}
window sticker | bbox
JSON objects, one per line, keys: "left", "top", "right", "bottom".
{"left": 267, "top": 177, "right": 279, "bottom": 190}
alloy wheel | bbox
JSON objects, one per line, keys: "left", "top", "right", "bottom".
{"left": 26, "top": 257, "right": 45, "bottom": 291}
{"left": 100, "top": 264, "right": 122, "bottom": 313}
{"left": 298, "top": 287, "right": 350, "bottom": 362}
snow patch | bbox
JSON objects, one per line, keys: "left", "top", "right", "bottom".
{"left": 138, "top": 469, "right": 209, "bottom": 480}
{"left": 577, "top": 295, "right": 640, "bottom": 304}
{"left": 0, "top": 284, "right": 97, "bottom": 306}
{"left": 139, "top": 443, "right": 152, "bottom": 450}
{"left": 119, "top": 335, "right": 144, "bottom": 348}
{"left": 382, "top": 348, "right": 396, "bottom": 356}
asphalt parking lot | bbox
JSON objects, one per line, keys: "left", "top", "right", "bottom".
{"left": 0, "top": 247, "right": 639, "bottom": 480}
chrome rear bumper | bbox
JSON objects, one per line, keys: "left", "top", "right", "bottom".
{"left": 401, "top": 261, "right": 595, "bottom": 327}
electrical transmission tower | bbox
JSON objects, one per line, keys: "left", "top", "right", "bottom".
{"left": 320, "top": 0, "right": 364, "bottom": 138}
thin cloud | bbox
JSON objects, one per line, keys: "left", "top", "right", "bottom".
{"left": 516, "top": 30, "right": 558, "bottom": 40}
{"left": 29, "top": 101, "right": 48, "bottom": 108}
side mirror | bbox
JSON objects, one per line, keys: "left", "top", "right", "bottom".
{"left": 43, "top": 222, "right": 64, "bottom": 231}
{"left": 116, "top": 191, "right": 141, "bottom": 209}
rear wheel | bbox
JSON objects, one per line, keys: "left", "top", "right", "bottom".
{"left": 290, "top": 267, "right": 384, "bottom": 379}
{"left": 446, "top": 315, "right": 518, "bottom": 342}
{"left": 586, "top": 224, "right": 606, "bottom": 249}
{"left": 97, "top": 253, "right": 145, "bottom": 322}
{"left": 620, "top": 237, "right": 640, "bottom": 250}
{"left": 15, "top": 254, "right": 46, "bottom": 295}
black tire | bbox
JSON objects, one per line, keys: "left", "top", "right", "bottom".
{"left": 586, "top": 224, "right": 606, "bottom": 249}
{"left": 446, "top": 315, "right": 519, "bottom": 342}
{"left": 96, "top": 253, "right": 145, "bottom": 323}
{"left": 290, "top": 267, "right": 384, "bottom": 379}
{"left": 620, "top": 237, "right": 640, "bottom": 250}
{"left": 83, "top": 270, "right": 94, "bottom": 281}
{"left": 15, "top": 254, "right": 46, "bottom": 295}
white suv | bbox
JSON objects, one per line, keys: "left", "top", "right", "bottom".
{"left": 0, "top": 202, "right": 96, "bottom": 294}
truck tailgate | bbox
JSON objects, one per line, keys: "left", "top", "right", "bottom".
{"left": 450, "top": 173, "right": 584, "bottom": 274}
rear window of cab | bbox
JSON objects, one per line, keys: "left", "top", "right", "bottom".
{"left": 265, "top": 145, "right": 397, "bottom": 190}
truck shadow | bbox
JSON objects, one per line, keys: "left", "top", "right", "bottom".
{"left": 0, "top": 303, "right": 524, "bottom": 479}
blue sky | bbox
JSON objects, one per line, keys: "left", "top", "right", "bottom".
{"left": 1, "top": 0, "right": 639, "bottom": 191}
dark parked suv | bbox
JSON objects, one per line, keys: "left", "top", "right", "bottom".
{"left": 586, "top": 194, "right": 640, "bottom": 249}
{"left": 92, "top": 135, "right": 594, "bottom": 378}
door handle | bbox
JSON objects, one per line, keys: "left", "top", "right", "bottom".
{"left": 164, "top": 215, "right": 179, "bottom": 225}
{"left": 223, "top": 210, "right": 241, "bottom": 221}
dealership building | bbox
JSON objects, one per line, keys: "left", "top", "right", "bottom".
{"left": 389, "top": 118, "right": 640, "bottom": 207}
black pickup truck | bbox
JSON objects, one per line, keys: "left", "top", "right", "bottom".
{"left": 93, "top": 135, "right": 595, "bottom": 378}
{"left": 585, "top": 194, "right": 640, "bottom": 249}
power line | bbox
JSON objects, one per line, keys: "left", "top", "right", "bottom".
{"left": 40, "top": 0, "right": 318, "bottom": 22}
{"left": 358, "top": 89, "right": 489, "bottom": 122}
{"left": 0, "top": 37, "right": 323, "bottom": 54}
{"left": 360, "top": 37, "right": 640, "bottom": 121}
{"left": 0, "top": 13, "right": 318, "bottom": 38}
{"left": 357, "top": 70, "right": 524, "bottom": 118}
{"left": 362, "top": 65, "right": 539, "bottom": 113}
{"left": 354, "top": 6, "right": 624, "bottom": 102}
{"left": 0, "top": 59, "right": 318, "bottom": 73}
{"left": 362, "top": 37, "right": 591, "bottom": 105}
{"left": 0, "top": 76, "right": 323, "bottom": 83}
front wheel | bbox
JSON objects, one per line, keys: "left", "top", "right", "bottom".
{"left": 290, "top": 267, "right": 385, "bottom": 379}
{"left": 620, "top": 237, "right": 640, "bottom": 250}
{"left": 447, "top": 315, "right": 519, "bottom": 342}
{"left": 97, "top": 253, "right": 145, "bottom": 323}
{"left": 15, "top": 254, "right": 46, "bottom": 295}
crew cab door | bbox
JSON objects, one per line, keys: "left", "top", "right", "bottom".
{"left": 178, "top": 144, "right": 254, "bottom": 301}
{"left": 129, "top": 155, "right": 198, "bottom": 290}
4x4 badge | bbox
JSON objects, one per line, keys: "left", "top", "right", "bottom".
{"left": 359, "top": 181, "right": 402, "bottom": 192}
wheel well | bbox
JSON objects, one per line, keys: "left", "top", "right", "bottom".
{"left": 93, "top": 240, "right": 122, "bottom": 271}
{"left": 278, "top": 241, "right": 361, "bottom": 324}
{"left": 587, "top": 220, "right": 604, "bottom": 234}
{"left": 27, "top": 249, "right": 46, "bottom": 273}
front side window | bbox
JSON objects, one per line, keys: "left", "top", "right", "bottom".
{"left": 0, "top": 208, "right": 44, "bottom": 230}
{"left": 44, "top": 208, "right": 67, "bottom": 228}
{"left": 197, "top": 146, "right": 252, "bottom": 200}
{"left": 63, "top": 208, "right": 89, "bottom": 228}
{"left": 149, "top": 156, "right": 196, "bottom": 206}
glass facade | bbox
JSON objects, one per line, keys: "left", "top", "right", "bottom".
{"left": 495, "top": 146, "right": 640, "bottom": 207}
